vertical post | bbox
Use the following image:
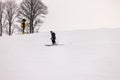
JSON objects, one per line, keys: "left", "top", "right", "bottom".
{"left": 21, "top": 19, "right": 26, "bottom": 34}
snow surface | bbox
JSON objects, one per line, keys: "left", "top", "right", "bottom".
{"left": 0, "top": 29, "right": 120, "bottom": 80}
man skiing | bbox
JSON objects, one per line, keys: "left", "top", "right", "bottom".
{"left": 50, "top": 31, "right": 56, "bottom": 45}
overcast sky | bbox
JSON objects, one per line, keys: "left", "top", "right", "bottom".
{"left": 2, "top": 0, "right": 120, "bottom": 31}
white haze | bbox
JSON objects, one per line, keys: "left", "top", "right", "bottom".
{"left": 1, "top": 0, "right": 120, "bottom": 31}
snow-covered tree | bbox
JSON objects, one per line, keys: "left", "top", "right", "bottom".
{"left": 18, "top": 0, "right": 48, "bottom": 33}
{"left": 0, "top": 1, "right": 5, "bottom": 36}
{"left": 5, "top": 0, "right": 18, "bottom": 36}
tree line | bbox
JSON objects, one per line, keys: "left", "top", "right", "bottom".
{"left": 0, "top": 0, "right": 48, "bottom": 36}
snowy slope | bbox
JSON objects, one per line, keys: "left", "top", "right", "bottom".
{"left": 0, "top": 29, "right": 120, "bottom": 80}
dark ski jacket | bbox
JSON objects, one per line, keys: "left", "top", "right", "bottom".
{"left": 51, "top": 32, "right": 56, "bottom": 40}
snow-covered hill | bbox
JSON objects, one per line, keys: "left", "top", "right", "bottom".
{"left": 0, "top": 29, "right": 120, "bottom": 80}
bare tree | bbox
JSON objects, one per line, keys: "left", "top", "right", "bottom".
{"left": 18, "top": 0, "right": 48, "bottom": 33}
{"left": 0, "top": 1, "right": 5, "bottom": 36}
{"left": 5, "top": 0, "right": 18, "bottom": 36}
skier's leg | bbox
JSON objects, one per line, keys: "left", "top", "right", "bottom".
{"left": 52, "top": 40, "right": 54, "bottom": 45}
{"left": 52, "top": 39, "right": 56, "bottom": 45}
{"left": 54, "top": 39, "right": 56, "bottom": 45}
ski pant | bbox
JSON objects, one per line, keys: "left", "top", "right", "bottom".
{"left": 52, "top": 39, "right": 56, "bottom": 45}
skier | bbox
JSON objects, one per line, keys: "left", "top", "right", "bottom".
{"left": 50, "top": 31, "right": 56, "bottom": 45}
